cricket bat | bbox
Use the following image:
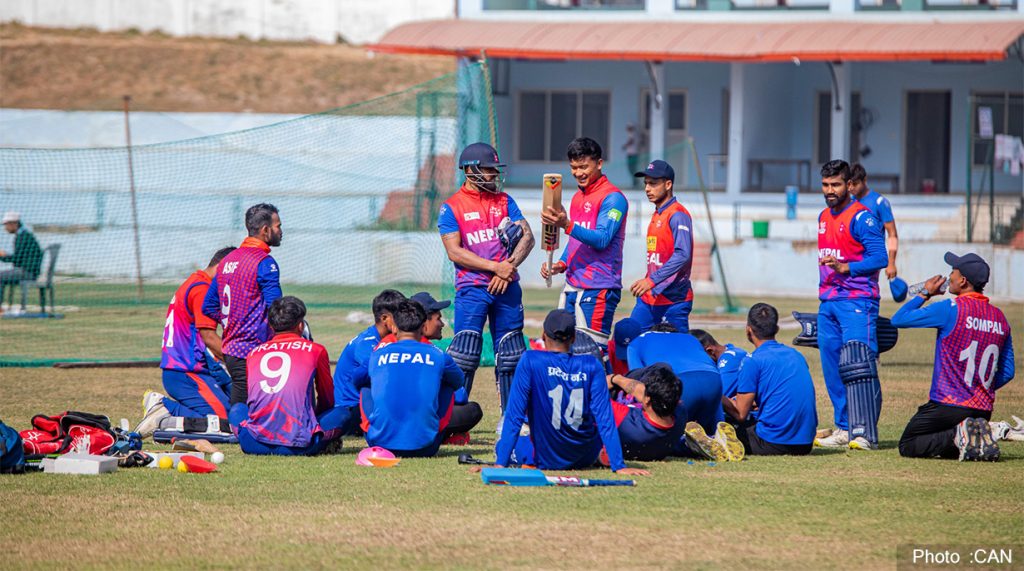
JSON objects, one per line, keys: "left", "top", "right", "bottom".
{"left": 542, "top": 173, "right": 563, "bottom": 288}
{"left": 480, "top": 467, "right": 634, "bottom": 488}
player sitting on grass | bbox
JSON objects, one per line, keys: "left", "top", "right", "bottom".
{"left": 691, "top": 329, "right": 748, "bottom": 401}
{"left": 891, "top": 252, "right": 1014, "bottom": 462}
{"left": 493, "top": 310, "right": 649, "bottom": 476}
{"left": 359, "top": 300, "right": 479, "bottom": 457}
{"left": 333, "top": 289, "right": 406, "bottom": 435}
{"left": 137, "top": 246, "right": 236, "bottom": 438}
{"left": 230, "top": 296, "right": 346, "bottom": 456}
{"left": 721, "top": 303, "right": 817, "bottom": 456}
{"left": 607, "top": 364, "right": 686, "bottom": 462}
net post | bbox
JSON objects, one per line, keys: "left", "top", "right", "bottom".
{"left": 122, "top": 95, "right": 144, "bottom": 303}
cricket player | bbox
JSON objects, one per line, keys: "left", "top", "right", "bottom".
{"left": 849, "top": 164, "right": 899, "bottom": 281}
{"left": 439, "top": 142, "right": 534, "bottom": 413}
{"left": 892, "top": 252, "right": 1014, "bottom": 461}
{"left": 629, "top": 160, "right": 695, "bottom": 333}
{"left": 332, "top": 289, "right": 405, "bottom": 435}
{"left": 626, "top": 324, "right": 724, "bottom": 436}
{"left": 359, "top": 300, "right": 473, "bottom": 457}
{"left": 607, "top": 364, "right": 687, "bottom": 461}
{"left": 493, "top": 310, "right": 648, "bottom": 476}
{"left": 375, "top": 291, "right": 449, "bottom": 348}
{"left": 203, "top": 203, "right": 283, "bottom": 405}
{"left": 541, "top": 137, "right": 628, "bottom": 352}
{"left": 608, "top": 317, "right": 642, "bottom": 377}
{"left": 230, "top": 296, "right": 345, "bottom": 456}
{"left": 723, "top": 304, "right": 817, "bottom": 456}
{"left": 691, "top": 329, "right": 749, "bottom": 400}
{"left": 814, "top": 160, "right": 888, "bottom": 450}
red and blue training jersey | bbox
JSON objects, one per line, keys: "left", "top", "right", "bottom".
{"left": 438, "top": 184, "right": 525, "bottom": 291}
{"left": 611, "top": 400, "right": 686, "bottom": 461}
{"left": 364, "top": 339, "right": 465, "bottom": 450}
{"left": 202, "top": 237, "right": 282, "bottom": 359}
{"left": 496, "top": 350, "right": 626, "bottom": 471}
{"left": 817, "top": 201, "right": 887, "bottom": 301}
{"left": 161, "top": 270, "right": 219, "bottom": 373}
{"left": 891, "top": 293, "right": 1014, "bottom": 411}
{"left": 642, "top": 197, "right": 694, "bottom": 306}
{"left": 559, "top": 175, "right": 628, "bottom": 290}
{"left": 241, "top": 333, "right": 334, "bottom": 448}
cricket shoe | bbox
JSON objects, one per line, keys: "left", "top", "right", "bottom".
{"left": 815, "top": 427, "right": 834, "bottom": 440}
{"left": 685, "top": 422, "right": 729, "bottom": 462}
{"left": 714, "top": 422, "right": 745, "bottom": 462}
{"left": 135, "top": 390, "right": 170, "bottom": 439}
{"left": 973, "top": 418, "right": 1001, "bottom": 461}
{"left": 848, "top": 436, "right": 876, "bottom": 451}
{"left": 1006, "top": 416, "right": 1024, "bottom": 442}
{"left": 989, "top": 421, "right": 1011, "bottom": 442}
{"left": 814, "top": 429, "right": 849, "bottom": 448}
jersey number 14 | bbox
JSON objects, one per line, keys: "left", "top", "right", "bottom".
{"left": 547, "top": 385, "right": 584, "bottom": 430}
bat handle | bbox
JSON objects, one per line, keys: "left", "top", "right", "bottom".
{"left": 545, "top": 251, "right": 554, "bottom": 288}
{"left": 585, "top": 479, "right": 636, "bottom": 487}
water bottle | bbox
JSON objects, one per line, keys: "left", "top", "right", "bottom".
{"left": 908, "top": 278, "right": 947, "bottom": 297}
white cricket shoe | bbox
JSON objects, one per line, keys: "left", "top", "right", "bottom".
{"left": 849, "top": 436, "right": 876, "bottom": 450}
{"left": 989, "top": 421, "right": 1011, "bottom": 442}
{"left": 814, "top": 428, "right": 849, "bottom": 448}
{"left": 135, "top": 390, "right": 170, "bottom": 439}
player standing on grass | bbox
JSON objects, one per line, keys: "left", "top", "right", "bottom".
{"left": 628, "top": 160, "right": 695, "bottom": 333}
{"left": 136, "top": 246, "right": 236, "bottom": 438}
{"left": 814, "top": 160, "right": 888, "bottom": 451}
{"left": 849, "top": 164, "right": 899, "bottom": 282}
{"left": 891, "top": 252, "right": 1014, "bottom": 461}
{"left": 494, "top": 310, "right": 649, "bottom": 476}
{"left": 541, "top": 137, "right": 628, "bottom": 352}
{"left": 439, "top": 142, "right": 535, "bottom": 414}
{"left": 203, "top": 203, "right": 283, "bottom": 406}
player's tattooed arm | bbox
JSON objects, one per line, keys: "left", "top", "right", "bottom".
{"left": 442, "top": 231, "right": 515, "bottom": 280}
{"left": 506, "top": 219, "right": 535, "bottom": 268}
{"left": 608, "top": 373, "right": 646, "bottom": 401}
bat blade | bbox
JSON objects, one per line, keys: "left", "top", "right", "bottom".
{"left": 480, "top": 467, "right": 548, "bottom": 486}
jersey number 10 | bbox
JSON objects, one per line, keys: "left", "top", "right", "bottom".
{"left": 547, "top": 385, "right": 584, "bottom": 430}
{"left": 958, "top": 341, "right": 1000, "bottom": 390}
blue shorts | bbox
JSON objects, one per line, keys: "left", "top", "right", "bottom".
{"left": 229, "top": 403, "right": 347, "bottom": 456}
{"left": 161, "top": 369, "right": 230, "bottom": 419}
{"left": 359, "top": 387, "right": 455, "bottom": 458}
{"left": 630, "top": 300, "right": 693, "bottom": 333}
{"left": 563, "top": 288, "right": 621, "bottom": 336}
{"left": 453, "top": 282, "right": 525, "bottom": 348}
{"left": 681, "top": 370, "right": 725, "bottom": 435}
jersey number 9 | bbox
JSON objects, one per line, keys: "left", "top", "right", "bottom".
{"left": 259, "top": 351, "right": 291, "bottom": 394}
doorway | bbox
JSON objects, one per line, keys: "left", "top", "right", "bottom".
{"left": 904, "top": 91, "right": 951, "bottom": 193}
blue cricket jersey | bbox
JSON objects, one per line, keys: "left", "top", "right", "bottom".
{"left": 365, "top": 339, "right": 464, "bottom": 451}
{"left": 718, "top": 343, "right": 749, "bottom": 398}
{"left": 736, "top": 340, "right": 817, "bottom": 445}
{"left": 333, "top": 325, "right": 381, "bottom": 408}
{"left": 496, "top": 350, "right": 626, "bottom": 471}
{"left": 855, "top": 189, "right": 895, "bottom": 225}
{"left": 627, "top": 332, "right": 718, "bottom": 374}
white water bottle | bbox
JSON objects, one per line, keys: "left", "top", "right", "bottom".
{"left": 908, "top": 278, "right": 947, "bottom": 297}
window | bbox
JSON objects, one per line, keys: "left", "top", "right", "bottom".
{"left": 517, "top": 91, "right": 611, "bottom": 162}
{"left": 972, "top": 92, "right": 1023, "bottom": 167}
{"left": 642, "top": 91, "right": 687, "bottom": 131}
{"left": 815, "top": 91, "right": 862, "bottom": 166}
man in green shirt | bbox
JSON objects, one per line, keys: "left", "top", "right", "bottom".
{"left": 0, "top": 211, "right": 44, "bottom": 287}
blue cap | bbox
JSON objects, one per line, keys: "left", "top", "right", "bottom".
{"left": 411, "top": 291, "right": 451, "bottom": 313}
{"left": 458, "top": 142, "right": 505, "bottom": 169}
{"left": 543, "top": 310, "right": 576, "bottom": 342}
{"left": 944, "top": 251, "right": 990, "bottom": 286}
{"left": 634, "top": 159, "right": 675, "bottom": 183}
{"left": 613, "top": 318, "right": 642, "bottom": 349}
{"left": 889, "top": 277, "right": 908, "bottom": 303}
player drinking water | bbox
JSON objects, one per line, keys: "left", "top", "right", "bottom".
{"left": 439, "top": 142, "right": 535, "bottom": 414}
{"left": 541, "top": 137, "right": 628, "bottom": 353}
{"left": 629, "top": 160, "right": 695, "bottom": 333}
{"left": 814, "top": 160, "right": 887, "bottom": 451}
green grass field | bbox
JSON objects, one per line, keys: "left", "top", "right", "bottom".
{"left": 1, "top": 288, "right": 1022, "bottom": 569}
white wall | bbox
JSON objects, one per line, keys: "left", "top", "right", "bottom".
{"left": 0, "top": 0, "right": 453, "bottom": 44}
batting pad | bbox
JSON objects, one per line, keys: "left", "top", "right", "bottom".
{"left": 448, "top": 330, "right": 483, "bottom": 398}
{"left": 839, "top": 341, "right": 881, "bottom": 445}
{"left": 495, "top": 331, "right": 526, "bottom": 413}
{"left": 153, "top": 431, "right": 238, "bottom": 445}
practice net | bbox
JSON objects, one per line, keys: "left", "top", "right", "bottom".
{"left": 0, "top": 61, "right": 496, "bottom": 366}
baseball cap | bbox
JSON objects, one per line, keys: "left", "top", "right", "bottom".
{"left": 458, "top": 142, "right": 505, "bottom": 169}
{"left": 944, "top": 251, "right": 990, "bottom": 286}
{"left": 1, "top": 211, "right": 20, "bottom": 224}
{"left": 543, "top": 310, "right": 576, "bottom": 343}
{"left": 612, "top": 318, "right": 642, "bottom": 349}
{"left": 634, "top": 159, "right": 675, "bottom": 183}
{"left": 410, "top": 291, "right": 451, "bottom": 314}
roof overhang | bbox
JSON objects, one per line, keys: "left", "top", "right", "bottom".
{"left": 371, "top": 18, "right": 1024, "bottom": 62}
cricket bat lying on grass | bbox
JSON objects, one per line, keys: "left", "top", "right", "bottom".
{"left": 480, "top": 467, "right": 634, "bottom": 488}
